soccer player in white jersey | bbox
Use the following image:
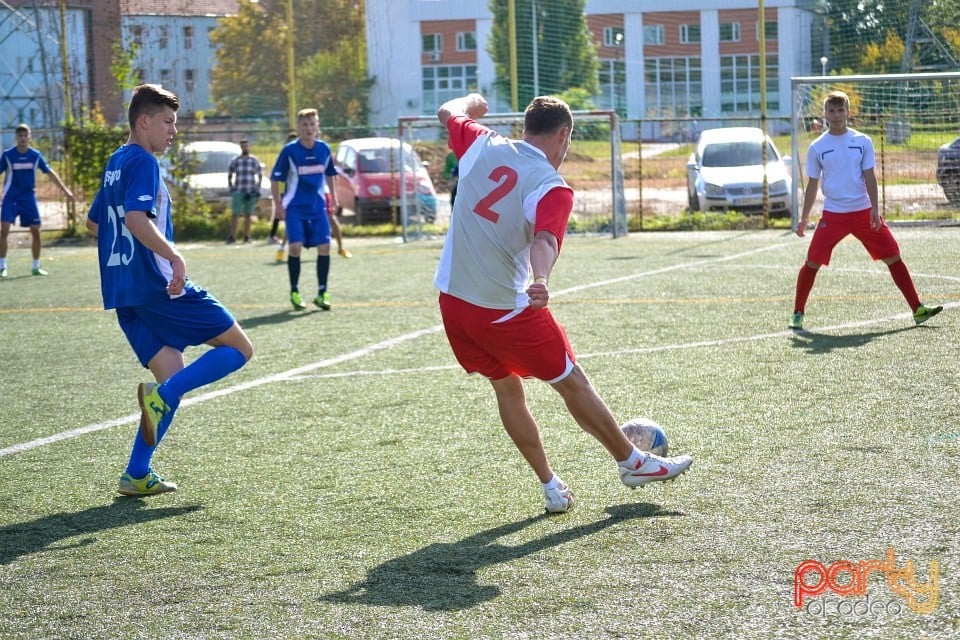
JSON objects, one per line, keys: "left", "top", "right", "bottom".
{"left": 86, "top": 84, "right": 253, "bottom": 496}
{"left": 791, "top": 90, "right": 942, "bottom": 330}
{"left": 435, "top": 93, "right": 693, "bottom": 513}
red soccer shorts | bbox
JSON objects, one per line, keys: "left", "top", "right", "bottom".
{"left": 807, "top": 208, "right": 901, "bottom": 266}
{"left": 439, "top": 292, "right": 575, "bottom": 382}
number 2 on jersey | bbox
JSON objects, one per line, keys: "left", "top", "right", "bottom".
{"left": 473, "top": 165, "right": 518, "bottom": 223}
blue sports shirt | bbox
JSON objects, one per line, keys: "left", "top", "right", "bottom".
{"left": 1, "top": 146, "right": 50, "bottom": 203}
{"left": 87, "top": 144, "right": 195, "bottom": 309}
{"left": 270, "top": 139, "right": 338, "bottom": 217}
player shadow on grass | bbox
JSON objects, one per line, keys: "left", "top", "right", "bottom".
{"left": 788, "top": 325, "right": 915, "bottom": 355}
{"left": 0, "top": 498, "right": 201, "bottom": 565}
{"left": 236, "top": 308, "right": 326, "bottom": 330}
{"left": 319, "top": 502, "right": 682, "bottom": 611}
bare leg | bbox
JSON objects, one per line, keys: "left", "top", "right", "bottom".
{"left": 0, "top": 221, "right": 9, "bottom": 259}
{"left": 550, "top": 364, "right": 633, "bottom": 461}
{"left": 490, "top": 374, "right": 555, "bottom": 483}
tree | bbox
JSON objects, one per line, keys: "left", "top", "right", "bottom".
{"left": 210, "top": 1, "right": 287, "bottom": 116}
{"left": 210, "top": 0, "right": 367, "bottom": 121}
{"left": 297, "top": 35, "right": 373, "bottom": 135}
{"left": 826, "top": 0, "right": 958, "bottom": 72}
{"left": 487, "top": 0, "right": 598, "bottom": 110}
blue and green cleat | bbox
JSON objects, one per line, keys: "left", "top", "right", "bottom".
{"left": 138, "top": 382, "right": 170, "bottom": 447}
{"left": 118, "top": 469, "right": 177, "bottom": 496}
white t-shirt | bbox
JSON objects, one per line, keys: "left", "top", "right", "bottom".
{"left": 805, "top": 128, "right": 875, "bottom": 213}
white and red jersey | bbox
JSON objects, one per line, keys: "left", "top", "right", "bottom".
{"left": 434, "top": 116, "right": 573, "bottom": 310}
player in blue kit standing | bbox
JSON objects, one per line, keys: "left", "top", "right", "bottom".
{"left": 0, "top": 123, "right": 74, "bottom": 277}
{"left": 270, "top": 108, "right": 341, "bottom": 310}
{"left": 86, "top": 84, "right": 253, "bottom": 496}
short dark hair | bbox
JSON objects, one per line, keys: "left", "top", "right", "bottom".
{"left": 128, "top": 84, "right": 180, "bottom": 130}
{"left": 523, "top": 96, "right": 573, "bottom": 136}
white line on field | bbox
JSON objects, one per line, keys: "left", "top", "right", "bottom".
{"left": 2, "top": 239, "right": 949, "bottom": 457}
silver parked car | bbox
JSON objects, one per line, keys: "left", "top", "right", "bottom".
{"left": 176, "top": 140, "right": 269, "bottom": 207}
{"left": 686, "top": 127, "right": 793, "bottom": 217}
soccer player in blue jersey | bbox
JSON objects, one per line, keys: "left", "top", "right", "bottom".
{"left": 0, "top": 123, "right": 74, "bottom": 277}
{"left": 270, "top": 108, "right": 341, "bottom": 310}
{"left": 86, "top": 84, "right": 253, "bottom": 496}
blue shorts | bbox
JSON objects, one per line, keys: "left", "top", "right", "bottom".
{"left": 1, "top": 198, "right": 41, "bottom": 227}
{"left": 285, "top": 207, "right": 330, "bottom": 248}
{"left": 116, "top": 286, "right": 236, "bottom": 368}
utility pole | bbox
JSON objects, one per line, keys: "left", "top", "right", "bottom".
{"left": 58, "top": 0, "right": 76, "bottom": 232}
{"left": 286, "top": 0, "right": 296, "bottom": 131}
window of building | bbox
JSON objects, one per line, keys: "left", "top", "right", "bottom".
{"left": 159, "top": 26, "right": 169, "bottom": 49}
{"left": 184, "top": 26, "right": 193, "bottom": 50}
{"left": 680, "top": 24, "right": 701, "bottom": 45}
{"left": 207, "top": 26, "right": 216, "bottom": 47}
{"left": 130, "top": 25, "right": 144, "bottom": 47}
{"left": 456, "top": 31, "right": 476, "bottom": 52}
{"left": 597, "top": 59, "right": 626, "bottom": 115}
{"left": 603, "top": 26, "right": 625, "bottom": 47}
{"left": 423, "top": 33, "right": 441, "bottom": 54}
{"left": 720, "top": 54, "right": 779, "bottom": 113}
{"left": 160, "top": 68, "right": 171, "bottom": 84}
{"left": 422, "top": 65, "right": 478, "bottom": 113}
{"left": 185, "top": 69, "right": 195, "bottom": 92}
{"left": 644, "top": 25, "right": 664, "bottom": 46}
{"left": 719, "top": 22, "right": 740, "bottom": 43}
{"left": 643, "top": 57, "right": 703, "bottom": 118}
{"left": 757, "top": 21, "right": 778, "bottom": 40}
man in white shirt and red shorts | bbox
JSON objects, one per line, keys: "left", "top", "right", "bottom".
{"left": 435, "top": 93, "right": 693, "bottom": 514}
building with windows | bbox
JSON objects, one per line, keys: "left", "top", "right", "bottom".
{"left": 120, "top": 0, "right": 238, "bottom": 118}
{"left": 0, "top": 0, "right": 236, "bottom": 141}
{"left": 366, "top": 0, "right": 825, "bottom": 137}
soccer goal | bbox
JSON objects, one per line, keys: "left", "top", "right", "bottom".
{"left": 398, "top": 110, "right": 628, "bottom": 241}
{"left": 790, "top": 71, "right": 960, "bottom": 221}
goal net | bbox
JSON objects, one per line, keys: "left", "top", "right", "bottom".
{"left": 790, "top": 71, "right": 960, "bottom": 219}
{"left": 398, "top": 110, "right": 627, "bottom": 241}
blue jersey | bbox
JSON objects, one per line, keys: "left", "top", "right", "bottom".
{"left": 270, "top": 139, "right": 337, "bottom": 217}
{"left": 1, "top": 146, "right": 50, "bottom": 203}
{"left": 87, "top": 144, "right": 196, "bottom": 310}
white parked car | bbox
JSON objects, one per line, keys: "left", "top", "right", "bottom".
{"left": 686, "top": 127, "right": 792, "bottom": 217}
{"left": 175, "top": 140, "right": 269, "bottom": 207}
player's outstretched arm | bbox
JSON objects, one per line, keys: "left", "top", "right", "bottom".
{"left": 437, "top": 93, "right": 488, "bottom": 126}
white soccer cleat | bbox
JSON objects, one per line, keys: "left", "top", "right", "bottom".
{"left": 543, "top": 482, "right": 575, "bottom": 513}
{"left": 619, "top": 453, "right": 693, "bottom": 489}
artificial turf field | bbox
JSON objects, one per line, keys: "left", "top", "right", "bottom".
{"left": 1, "top": 228, "right": 957, "bottom": 639}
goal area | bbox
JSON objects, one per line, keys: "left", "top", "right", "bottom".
{"left": 398, "top": 110, "right": 627, "bottom": 242}
{"left": 790, "top": 71, "right": 960, "bottom": 220}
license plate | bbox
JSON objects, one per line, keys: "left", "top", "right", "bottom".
{"left": 734, "top": 197, "right": 762, "bottom": 206}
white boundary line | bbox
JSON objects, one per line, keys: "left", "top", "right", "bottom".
{"left": 4, "top": 239, "right": 950, "bottom": 457}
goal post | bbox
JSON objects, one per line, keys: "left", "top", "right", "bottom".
{"left": 398, "top": 109, "right": 627, "bottom": 242}
{"left": 790, "top": 71, "right": 960, "bottom": 223}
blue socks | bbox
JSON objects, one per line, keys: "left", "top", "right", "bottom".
{"left": 126, "top": 346, "right": 247, "bottom": 478}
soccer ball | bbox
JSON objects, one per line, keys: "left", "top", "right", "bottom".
{"left": 621, "top": 417, "right": 669, "bottom": 456}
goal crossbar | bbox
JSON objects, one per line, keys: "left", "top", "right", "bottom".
{"left": 398, "top": 110, "right": 627, "bottom": 240}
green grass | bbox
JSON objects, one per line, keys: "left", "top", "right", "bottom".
{"left": 1, "top": 230, "right": 958, "bottom": 639}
